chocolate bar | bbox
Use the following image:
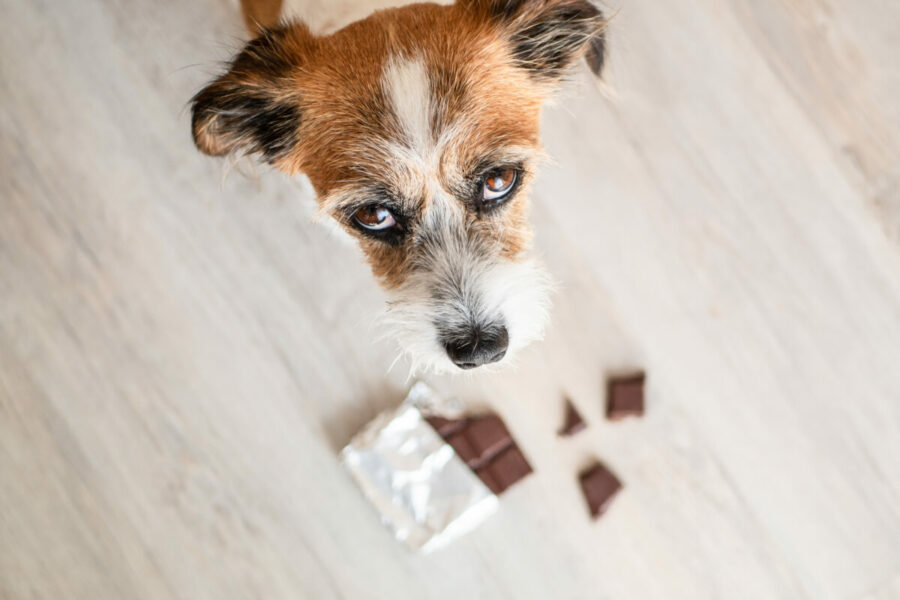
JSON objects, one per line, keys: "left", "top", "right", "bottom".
{"left": 341, "top": 384, "right": 498, "bottom": 552}
{"left": 427, "top": 413, "right": 532, "bottom": 495}
{"left": 558, "top": 398, "right": 586, "bottom": 436}
{"left": 579, "top": 462, "right": 622, "bottom": 518}
{"left": 606, "top": 373, "right": 645, "bottom": 420}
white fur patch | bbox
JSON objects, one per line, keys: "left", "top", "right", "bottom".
{"left": 478, "top": 259, "right": 553, "bottom": 356}
{"left": 381, "top": 57, "right": 465, "bottom": 231}
{"left": 382, "top": 55, "right": 433, "bottom": 155}
{"left": 379, "top": 252, "right": 553, "bottom": 375}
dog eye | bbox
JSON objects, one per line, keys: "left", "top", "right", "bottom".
{"left": 482, "top": 168, "right": 517, "bottom": 204}
{"left": 353, "top": 205, "right": 398, "bottom": 231}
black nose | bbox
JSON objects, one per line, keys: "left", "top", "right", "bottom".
{"left": 444, "top": 325, "right": 509, "bottom": 370}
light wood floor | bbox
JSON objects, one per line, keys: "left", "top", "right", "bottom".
{"left": 2, "top": 0, "right": 900, "bottom": 598}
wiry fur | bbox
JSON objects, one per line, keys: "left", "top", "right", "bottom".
{"left": 464, "top": 0, "right": 608, "bottom": 79}
{"left": 380, "top": 250, "right": 552, "bottom": 374}
{"left": 192, "top": 0, "right": 608, "bottom": 372}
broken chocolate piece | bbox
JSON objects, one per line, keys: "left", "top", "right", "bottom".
{"left": 485, "top": 446, "right": 533, "bottom": 493}
{"left": 579, "top": 462, "right": 622, "bottom": 518}
{"left": 558, "top": 398, "right": 586, "bottom": 436}
{"left": 465, "top": 415, "right": 513, "bottom": 462}
{"left": 606, "top": 373, "right": 645, "bottom": 421}
{"left": 428, "top": 412, "right": 532, "bottom": 495}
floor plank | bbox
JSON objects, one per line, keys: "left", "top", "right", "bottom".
{"left": 1, "top": 0, "right": 899, "bottom": 599}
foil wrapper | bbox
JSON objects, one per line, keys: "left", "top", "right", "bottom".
{"left": 341, "top": 383, "right": 497, "bottom": 552}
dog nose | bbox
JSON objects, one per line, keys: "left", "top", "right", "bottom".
{"left": 444, "top": 326, "right": 509, "bottom": 370}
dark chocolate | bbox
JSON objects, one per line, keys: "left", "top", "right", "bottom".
{"left": 474, "top": 465, "right": 503, "bottom": 495}
{"left": 427, "top": 412, "right": 531, "bottom": 495}
{"left": 606, "top": 373, "right": 645, "bottom": 421}
{"left": 485, "top": 446, "right": 533, "bottom": 493}
{"left": 579, "top": 462, "right": 622, "bottom": 518}
{"left": 465, "top": 415, "right": 513, "bottom": 462}
{"left": 558, "top": 398, "right": 586, "bottom": 437}
{"left": 446, "top": 431, "right": 479, "bottom": 467}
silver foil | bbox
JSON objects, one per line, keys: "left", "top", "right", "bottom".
{"left": 341, "top": 382, "right": 498, "bottom": 552}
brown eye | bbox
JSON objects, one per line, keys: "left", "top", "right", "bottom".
{"left": 353, "top": 205, "right": 398, "bottom": 231}
{"left": 482, "top": 168, "right": 517, "bottom": 203}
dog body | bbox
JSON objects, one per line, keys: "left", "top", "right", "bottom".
{"left": 194, "top": 0, "right": 606, "bottom": 372}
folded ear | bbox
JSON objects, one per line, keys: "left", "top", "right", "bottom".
{"left": 465, "top": 0, "right": 607, "bottom": 80}
{"left": 191, "top": 25, "right": 310, "bottom": 163}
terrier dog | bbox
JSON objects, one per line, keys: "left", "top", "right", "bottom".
{"left": 191, "top": 0, "right": 607, "bottom": 372}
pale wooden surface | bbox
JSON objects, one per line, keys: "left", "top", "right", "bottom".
{"left": 2, "top": 0, "right": 900, "bottom": 599}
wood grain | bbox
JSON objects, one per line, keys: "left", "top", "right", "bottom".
{"left": 1, "top": 0, "right": 899, "bottom": 599}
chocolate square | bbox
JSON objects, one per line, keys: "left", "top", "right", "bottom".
{"left": 483, "top": 446, "right": 532, "bottom": 494}
{"left": 558, "top": 398, "right": 586, "bottom": 437}
{"left": 465, "top": 415, "right": 513, "bottom": 462}
{"left": 606, "top": 373, "right": 645, "bottom": 421}
{"left": 579, "top": 462, "right": 622, "bottom": 518}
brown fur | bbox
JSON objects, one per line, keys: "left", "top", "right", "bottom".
{"left": 293, "top": 5, "right": 545, "bottom": 285}
{"left": 193, "top": 1, "right": 606, "bottom": 288}
{"left": 240, "top": 0, "right": 283, "bottom": 33}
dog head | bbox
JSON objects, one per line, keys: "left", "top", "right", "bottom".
{"left": 191, "top": 0, "right": 607, "bottom": 372}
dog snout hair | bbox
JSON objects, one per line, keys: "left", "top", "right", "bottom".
{"left": 379, "top": 203, "right": 551, "bottom": 373}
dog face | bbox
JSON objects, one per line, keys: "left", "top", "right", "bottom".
{"left": 192, "top": 0, "right": 606, "bottom": 372}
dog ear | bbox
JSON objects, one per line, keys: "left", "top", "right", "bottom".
{"left": 464, "top": 0, "right": 607, "bottom": 80}
{"left": 191, "top": 25, "right": 311, "bottom": 163}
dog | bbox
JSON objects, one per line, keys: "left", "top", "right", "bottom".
{"left": 191, "top": 0, "right": 607, "bottom": 372}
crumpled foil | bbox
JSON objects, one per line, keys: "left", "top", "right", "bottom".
{"left": 341, "top": 382, "right": 498, "bottom": 552}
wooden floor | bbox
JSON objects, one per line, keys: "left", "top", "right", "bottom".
{"left": 2, "top": 0, "right": 900, "bottom": 598}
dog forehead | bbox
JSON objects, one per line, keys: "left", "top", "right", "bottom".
{"left": 297, "top": 3, "right": 545, "bottom": 197}
{"left": 378, "top": 54, "right": 467, "bottom": 221}
{"left": 382, "top": 56, "right": 432, "bottom": 158}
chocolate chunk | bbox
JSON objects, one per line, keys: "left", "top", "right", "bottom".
{"left": 479, "top": 446, "right": 532, "bottom": 494}
{"left": 606, "top": 373, "right": 645, "bottom": 421}
{"left": 558, "top": 398, "right": 586, "bottom": 437}
{"left": 446, "top": 431, "right": 479, "bottom": 467}
{"left": 431, "top": 411, "right": 532, "bottom": 495}
{"left": 579, "top": 462, "right": 622, "bottom": 518}
{"left": 465, "top": 415, "right": 513, "bottom": 462}
{"left": 426, "top": 416, "right": 468, "bottom": 437}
